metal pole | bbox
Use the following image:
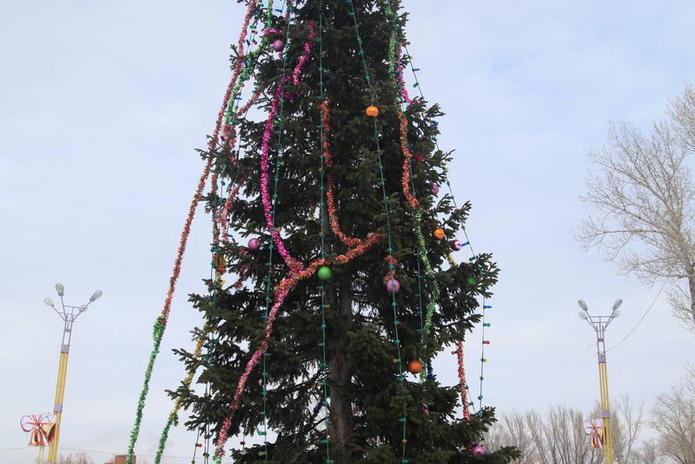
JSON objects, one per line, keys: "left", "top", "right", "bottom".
{"left": 578, "top": 299, "right": 621, "bottom": 464}
{"left": 44, "top": 285, "right": 101, "bottom": 464}
{"left": 47, "top": 314, "right": 76, "bottom": 464}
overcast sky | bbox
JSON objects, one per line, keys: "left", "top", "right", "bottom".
{"left": 2, "top": 1, "right": 695, "bottom": 463}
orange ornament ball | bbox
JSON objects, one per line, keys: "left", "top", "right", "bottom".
{"left": 407, "top": 360, "right": 424, "bottom": 374}
{"left": 366, "top": 105, "right": 379, "bottom": 117}
{"left": 433, "top": 227, "right": 445, "bottom": 240}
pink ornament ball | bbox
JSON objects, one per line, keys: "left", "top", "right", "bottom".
{"left": 386, "top": 278, "right": 400, "bottom": 294}
{"left": 450, "top": 240, "right": 462, "bottom": 251}
{"left": 471, "top": 445, "right": 487, "bottom": 456}
{"left": 247, "top": 238, "right": 261, "bottom": 251}
{"left": 272, "top": 40, "right": 284, "bottom": 52}
{"left": 431, "top": 184, "right": 440, "bottom": 195}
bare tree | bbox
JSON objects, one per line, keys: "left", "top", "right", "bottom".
{"left": 650, "top": 366, "right": 695, "bottom": 464}
{"left": 668, "top": 84, "right": 695, "bottom": 153}
{"left": 486, "top": 411, "right": 540, "bottom": 464}
{"left": 58, "top": 451, "right": 94, "bottom": 464}
{"left": 633, "top": 440, "right": 669, "bottom": 464}
{"left": 487, "top": 399, "right": 646, "bottom": 464}
{"left": 576, "top": 83, "right": 695, "bottom": 327}
{"left": 611, "top": 395, "right": 645, "bottom": 463}
{"left": 486, "top": 406, "right": 601, "bottom": 464}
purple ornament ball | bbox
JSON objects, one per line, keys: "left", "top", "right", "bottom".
{"left": 450, "top": 240, "right": 462, "bottom": 251}
{"left": 248, "top": 238, "right": 261, "bottom": 251}
{"left": 431, "top": 184, "right": 440, "bottom": 195}
{"left": 386, "top": 278, "right": 400, "bottom": 294}
{"left": 272, "top": 40, "right": 285, "bottom": 52}
{"left": 471, "top": 445, "right": 487, "bottom": 456}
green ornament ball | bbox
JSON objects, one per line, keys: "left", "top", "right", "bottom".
{"left": 466, "top": 276, "right": 477, "bottom": 285}
{"left": 318, "top": 266, "right": 332, "bottom": 281}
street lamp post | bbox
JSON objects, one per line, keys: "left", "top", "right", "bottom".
{"left": 577, "top": 298, "right": 622, "bottom": 464}
{"left": 44, "top": 283, "right": 102, "bottom": 464}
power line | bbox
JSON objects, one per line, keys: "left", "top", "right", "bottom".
{"left": 607, "top": 279, "right": 668, "bottom": 353}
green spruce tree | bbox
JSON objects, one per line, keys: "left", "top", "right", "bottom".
{"left": 171, "top": 1, "right": 519, "bottom": 463}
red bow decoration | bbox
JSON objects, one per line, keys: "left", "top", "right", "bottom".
{"left": 584, "top": 419, "right": 603, "bottom": 449}
{"left": 20, "top": 413, "right": 56, "bottom": 447}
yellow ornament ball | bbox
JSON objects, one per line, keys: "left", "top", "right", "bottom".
{"left": 433, "top": 227, "right": 445, "bottom": 240}
{"left": 366, "top": 105, "right": 379, "bottom": 117}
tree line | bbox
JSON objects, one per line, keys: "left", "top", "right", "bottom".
{"left": 485, "top": 367, "right": 695, "bottom": 464}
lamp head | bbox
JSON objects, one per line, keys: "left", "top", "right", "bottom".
{"left": 44, "top": 297, "right": 55, "bottom": 307}
{"left": 55, "top": 283, "right": 64, "bottom": 297}
{"left": 89, "top": 290, "right": 103, "bottom": 302}
{"left": 578, "top": 311, "right": 589, "bottom": 320}
{"left": 612, "top": 298, "right": 623, "bottom": 311}
{"left": 577, "top": 299, "right": 589, "bottom": 312}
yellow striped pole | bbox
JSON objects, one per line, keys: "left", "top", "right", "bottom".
{"left": 598, "top": 349, "right": 613, "bottom": 464}
{"left": 47, "top": 350, "right": 70, "bottom": 463}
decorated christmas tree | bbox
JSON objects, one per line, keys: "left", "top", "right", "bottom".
{"left": 127, "top": 1, "right": 519, "bottom": 463}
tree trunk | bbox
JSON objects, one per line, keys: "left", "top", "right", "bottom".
{"left": 328, "top": 278, "right": 355, "bottom": 463}
{"left": 689, "top": 275, "right": 695, "bottom": 322}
